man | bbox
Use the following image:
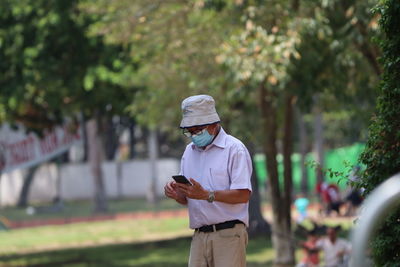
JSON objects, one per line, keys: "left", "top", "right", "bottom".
{"left": 316, "top": 226, "right": 351, "bottom": 267}
{"left": 164, "top": 94, "right": 253, "bottom": 267}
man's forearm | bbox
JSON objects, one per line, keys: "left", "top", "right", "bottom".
{"left": 213, "top": 189, "right": 250, "bottom": 204}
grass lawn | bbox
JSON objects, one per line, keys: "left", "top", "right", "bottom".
{"left": 0, "top": 198, "right": 355, "bottom": 266}
{"left": 0, "top": 198, "right": 183, "bottom": 222}
{"left": 0, "top": 217, "right": 191, "bottom": 254}
{"left": 0, "top": 217, "right": 353, "bottom": 267}
{"left": 0, "top": 217, "right": 276, "bottom": 267}
{"left": 0, "top": 235, "right": 276, "bottom": 267}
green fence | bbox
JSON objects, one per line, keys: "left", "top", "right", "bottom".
{"left": 254, "top": 143, "right": 365, "bottom": 193}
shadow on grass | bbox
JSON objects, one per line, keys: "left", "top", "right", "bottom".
{"left": 0, "top": 236, "right": 191, "bottom": 267}
{"left": 0, "top": 236, "right": 273, "bottom": 267}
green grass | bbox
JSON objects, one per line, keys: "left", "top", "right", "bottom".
{"left": 0, "top": 216, "right": 353, "bottom": 267}
{"left": 0, "top": 216, "right": 275, "bottom": 267}
{"left": 0, "top": 198, "right": 183, "bottom": 222}
{"left": 0, "top": 217, "right": 192, "bottom": 255}
{"left": 0, "top": 199, "right": 355, "bottom": 266}
{"left": 0, "top": 236, "right": 276, "bottom": 267}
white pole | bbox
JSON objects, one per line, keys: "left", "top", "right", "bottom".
{"left": 350, "top": 173, "right": 400, "bottom": 267}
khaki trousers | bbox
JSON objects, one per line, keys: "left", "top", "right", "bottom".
{"left": 189, "top": 223, "right": 248, "bottom": 267}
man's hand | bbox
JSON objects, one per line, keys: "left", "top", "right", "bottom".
{"left": 175, "top": 178, "right": 208, "bottom": 200}
{"left": 336, "top": 249, "right": 347, "bottom": 257}
{"left": 174, "top": 178, "right": 251, "bottom": 204}
{"left": 164, "top": 181, "right": 187, "bottom": 205}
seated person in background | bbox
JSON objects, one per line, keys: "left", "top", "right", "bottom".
{"left": 344, "top": 188, "right": 363, "bottom": 216}
{"left": 343, "top": 166, "right": 364, "bottom": 216}
{"left": 294, "top": 194, "right": 310, "bottom": 223}
{"left": 316, "top": 226, "right": 351, "bottom": 267}
{"left": 297, "top": 229, "right": 320, "bottom": 267}
{"left": 315, "top": 181, "right": 329, "bottom": 216}
{"left": 326, "top": 184, "right": 343, "bottom": 217}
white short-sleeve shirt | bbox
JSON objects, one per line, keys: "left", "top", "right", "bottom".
{"left": 316, "top": 238, "right": 351, "bottom": 267}
{"left": 180, "top": 127, "right": 253, "bottom": 229}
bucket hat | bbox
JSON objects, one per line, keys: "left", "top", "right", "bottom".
{"left": 180, "top": 95, "right": 220, "bottom": 128}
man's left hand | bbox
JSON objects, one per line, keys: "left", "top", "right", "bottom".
{"left": 175, "top": 178, "right": 209, "bottom": 200}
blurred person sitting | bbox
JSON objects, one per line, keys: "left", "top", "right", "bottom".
{"left": 343, "top": 188, "right": 363, "bottom": 216}
{"left": 343, "top": 166, "right": 364, "bottom": 216}
{"left": 326, "top": 184, "right": 343, "bottom": 217}
{"left": 294, "top": 194, "right": 310, "bottom": 224}
{"left": 317, "top": 182, "right": 343, "bottom": 217}
{"left": 297, "top": 229, "right": 320, "bottom": 267}
{"left": 316, "top": 226, "right": 351, "bottom": 267}
{"left": 316, "top": 181, "right": 328, "bottom": 216}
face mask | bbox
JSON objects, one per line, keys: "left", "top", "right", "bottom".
{"left": 191, "top": 129, "right": 214, "bottom": 147}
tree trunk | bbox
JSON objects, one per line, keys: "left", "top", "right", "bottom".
{"left": 272, "top": 218, "right": 295, "bottom": 267}
{"left": 248, "top": 147, "right": 270, "bottom": 238}
{"left": 128, "top": 118, "right": 136, "bottom": 159}
{"left": 17, "top": 165, "right": 39, "bottom": 207}
{"left": 282, "top": 94, "right": 294, "bottom": 228}
{"left": 81, "top": 112, "right": 89, "bottom": 162}
{"left": 147, "top": 129, "right": 158, "bottom": 204}
{"left": 87, "top": 116, "right": 108, "bottom": 213}
{"left": 116, "top": 160, "right": 123, "bottom": 199}
{"left": 259, "top": 82, "right": 295, "bottom": 266}
{"left": 297, "top": 108, "right": 309, "bottom": 195}
{"left": 313, "top": 95, "right": 324, "bottom": 184}
{"left": 55, "top": 156, "right": 62, "bottom": 201}
{"left": 260, "top": 84, "right": 280, "bottom": 217}
{"left": 104, "top": 116, "right": 118, "bottom": 160}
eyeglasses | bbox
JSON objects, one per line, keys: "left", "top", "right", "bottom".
{"left": 182, "top": 127, "right": 207, "bottom": 137}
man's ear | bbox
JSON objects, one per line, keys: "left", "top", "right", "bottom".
{"left": 206, "top": 124, "right": 214, "bottom": 134}
{"left": 210, "top": 123, "right": 220, "bottom": 135}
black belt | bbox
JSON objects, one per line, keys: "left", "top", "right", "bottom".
{"left": 195, "top": 220, "right": 244, "bottom": 233}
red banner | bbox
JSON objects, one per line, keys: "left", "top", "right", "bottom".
{"left": 0, "top": 122, "right": 82, "bottom": 174}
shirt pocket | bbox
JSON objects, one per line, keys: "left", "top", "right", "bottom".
{"left": 209, "top": 168, "right": 230, "bottom": 190}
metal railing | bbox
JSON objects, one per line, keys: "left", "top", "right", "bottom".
{"left": 350, "top": 173, "right": 400, "bottom": 267}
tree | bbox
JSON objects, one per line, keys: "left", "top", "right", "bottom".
{"left": 80, "top": 0, "right": 271, "bottom": 234}
{"left": 359, "top": 0, "right": 400, "bottom": 265}
{"left": 219, "top": 18, "right": 301, "bottom": 265}
{"left": 0, "top": 0, "right": 134, "bottom": 212}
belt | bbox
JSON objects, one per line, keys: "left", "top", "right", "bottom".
{"left": 195, "top": 220, "right": 244, "bottom": 233}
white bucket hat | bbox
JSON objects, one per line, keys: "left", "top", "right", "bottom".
{"left": 180, "top": 95, "right": 220, "bottom": 128}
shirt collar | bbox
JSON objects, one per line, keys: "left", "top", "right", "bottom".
{"left": 191, "top": 127, "right": 227, "bottom": 150}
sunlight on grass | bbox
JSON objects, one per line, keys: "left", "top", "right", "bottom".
{"left": 246, "top": 237, "right": 274, "bottom": 264}
{"left": 0, "top": 217, "right": 191, "bottom": 255}
{"left": 0, "top": 198, "right": 182, "bottom": 222}
{"left": 0, "top": 200, "right": 356, "bottom": 266}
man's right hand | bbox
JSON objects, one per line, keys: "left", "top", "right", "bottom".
{"left": 164, "top": 181, "right": 187, "bottom": 205}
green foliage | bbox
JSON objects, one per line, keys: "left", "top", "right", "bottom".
{"left": 306, "top": 159, "right": 359, "bottom": 187}
{"left": 359, "top": 0, "right": 400, "bottom": 265}
{"left": 77, "top": 0, "right": 380, "bottom": 151}
{"left": 0, "top": 0, "right": 134, "bottom": 132}
{"left": 80, "top": 0, "right": 231, "bottom": 132}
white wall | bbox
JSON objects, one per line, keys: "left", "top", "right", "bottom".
{"left": 0, "top": 158, "right": 180, "bottom": 207}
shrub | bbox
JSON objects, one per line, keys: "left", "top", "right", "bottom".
{"left": 359, "top": 0, "right": 400, "bottom": 266}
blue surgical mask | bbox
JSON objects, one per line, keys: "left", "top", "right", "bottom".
{"left": 191, "top": 129, "right": 214, "bottom": 147}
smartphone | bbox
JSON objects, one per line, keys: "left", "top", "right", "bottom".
{"left": 172, "top": 175, "right": 193, "bottom": 186}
